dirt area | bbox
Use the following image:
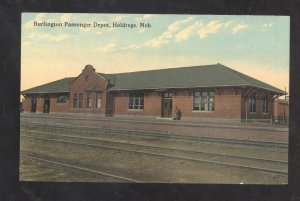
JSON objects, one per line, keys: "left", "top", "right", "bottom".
{"left": 19, "top": 117, "right": 288, "bottom": 184}
{"left": 20, "top": 137, "right": 287, "bottom": 184}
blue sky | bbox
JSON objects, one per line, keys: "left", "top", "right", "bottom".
{"left": 21, "top": 13, "right": 290, "bottom": 95}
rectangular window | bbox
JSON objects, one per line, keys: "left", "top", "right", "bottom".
{"left": 248, "top": 93, "right": 256, "bottom": 112}
{"left": 57, "top": 95, "right": 67, "bottom": 103}
{"left": 128, "top": 92, "right": 144, "bottom": 110}
{"left": 163, "top": 92, "right": 173, "bottom": 98}
{"left": 73, "top": 93, "right": 78, "bottom": 108}
{"left": 78, "top": 93, "right": 83, "bottom": 108}
{"left": 262, "top": 96, "right": 269, "bottom": 113}
{"left": 193, "top": 91, "right": 214, "bottom": 111}
{"left": 96, "top": 92, "right": 101, "bottom": 108}
{"left": 86, "top": 92, "right": 92, "bottom": 108}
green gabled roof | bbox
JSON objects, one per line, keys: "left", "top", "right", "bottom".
{"left": 21, "top": 77, "right": 75, "bottom": 94}
{"left": 21, "top": 64, "right": 286, "bottom": 95}
{"left": 109, "top": 64, "right": 286, "bottom": 94}
{"left": 98, "top": 73, "right": 116, "bottom": 85}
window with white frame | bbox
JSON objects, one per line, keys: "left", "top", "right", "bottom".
{"left": 78, "top": 93, "right": 83, "bottom": 108}
{"left": 57, "top": 94, "right": 67, "bottom": 103}
{"left": 262, "top": 96, "right": 269, "bottom": 113}
{"left": 128, "top": 92, "right": 144, "bottom": 110}
{"left": 96, "top": 92, "right": 101, "bottom": 108}
{"left": 248, "top": 93, "right": 256, "bottom": 112}
{"left": 86, "top": 92, "right": 92, "bottom": 108}
{"left": 193, "top": 91, "right": 214, "bottom": 111}
{"left": 73, "top": 93, "right": 78, "bottom": 108}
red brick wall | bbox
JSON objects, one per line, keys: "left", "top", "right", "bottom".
{"left": 36, "top": 97, "right": 44, "bottom": 112}
{"left": 69, "top": 91, "right": 106, "bottom": 114}
{"left": 22, "top": 95, "right": 70, "bottom": 113}
{"left": 114, "top": 91, "right": 161, "bottom": 116}
{"left": 22, "top": 97, "right": 31, "bottom": 112}
{"left": 69, "top": 65, "right": 108, "bottom": 114}
{"left": 274, "top": 100, "right": 289, "bottom": 117}
{"left": 214, "top": 93, "right": 241, "bottom": 119}
{"left": 113, "top": 87, "right": 276, "bottom": 120}
{"left": 49, "top": 97, "right": 70, "bottom": 113}
{"left": 241, "top": 96, "right": 273, "bottom": 120}
{"left": 173, "top": 88, "right": 241, "bottom": 119}
{"left": 114, "top": 88, "right": 242, "bottom": 119}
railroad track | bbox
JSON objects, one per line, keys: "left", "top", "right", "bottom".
{"left": 21, "top": 129, "right": 288, "bottom": 176}
{"left": 21, "top": 122, "right": 288, "bottom": 149}
{"left": 20, "top": 154, "right": 141, "bottom": 183}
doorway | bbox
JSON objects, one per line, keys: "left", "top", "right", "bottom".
{"left": 161, "top": 92, "right": 173, "bottom": 118}
{"left": 31, "top": 97, "right": 37, "bottom": 113}
{"left": 43, "top": 96, "right": 50, "bottom": 113}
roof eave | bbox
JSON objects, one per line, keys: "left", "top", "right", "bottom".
{"left": 21, "top": 91, "right": 70, "bottom": 95}
{"left": 108, "top": 84, "right": 286, "bottom": 95}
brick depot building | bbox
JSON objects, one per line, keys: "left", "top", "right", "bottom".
{"left": 21, "top": 64, "right": 286, "bottom": 121}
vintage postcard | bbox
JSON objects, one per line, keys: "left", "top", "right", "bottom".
{"left": 20, "top": 13, "right": 289, "bottom": 184}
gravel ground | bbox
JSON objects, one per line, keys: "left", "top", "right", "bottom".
{"left": 20, "top": 118, "right": 288, "bottom": 184}
{"left": 21, "top": 115, "right": 288, "bottom": 143}
{"left": 20, "top": 138, "right": 287, "bottom": 184}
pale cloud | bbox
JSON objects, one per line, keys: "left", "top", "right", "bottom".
{"left": 94, "top": 31, "right": 102, "bottom": 35}
{"left": 175, "top": 21, "right": 202, "bottom": 42}
{"left": 23, "top": 13, "right": 46, "bottom": 29}
{"left": 27, "top": 32, "right": 71, "bottom": 42}
{"left": 96, "top": 42, "right": 117, "bottom": 53}
{"left": 139, "top": 29, "right": 146, "bottom": 33}
{"left": 232, "top": 23, "right": 249, "bottom": 34}
{"left": 224, "top": 20, "right": 234, "bottom": 28}
{"left": 114, "top": 15, "right": 126, "bottom": 22}
{"left": 22, "top": 41, "right": 31, "bottom": 46}
{"left": 168, "top": 16, "right": 194, "bottom": 33}
{"left": 198, "top": 20, "right": 223, "bottom": 39}
{"left": 261, "top": 23, "right": 274, "bottom": 31}
{"left": 135, "top": 14, "right": 152, "bottom": 21}
{"left": 126, "top": 19, "right": 226, "bottom": 49}
{"left": 35, "top": 13, "right": 45, "bottom": 21}
{"left": 28, "top": 32, "right": 49, "bottom": 39}
{"left": 143, "top": 14, "right": 152, "bottom": 19}
{"left": 263, "top": 23, "right": 273, "bottom": 28}
{"left": 125, "top": 44, "right": 142, "bottom": 50}
{"left": 80, "top": 27, "right": 92, "bottom": 32}
{"left": 48, "top": 34, "right": 71, "bottom": 41}
{"left": 123, "top": 30, "right": 173, "bottom": 49}
{"left": 60, "top": 13, "right": 73, "bottom": 22}
{"left": 107, "top": 27, "right": 116, "bottom": 32}
{"left": 124, "top": 17, "right": 195, "bottom": 49}
{"left": 143, "top": 31, "right": 173, "bottom": 47}
{"left": 124, "top": 19, "right": 251, "bottom": 50}
{"left": 175, "top": 20, "right": 225, "bottom": 41}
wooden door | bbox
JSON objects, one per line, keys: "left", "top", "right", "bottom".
{"left": 162, "top": 99, "right": 172, "bottom": 117}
